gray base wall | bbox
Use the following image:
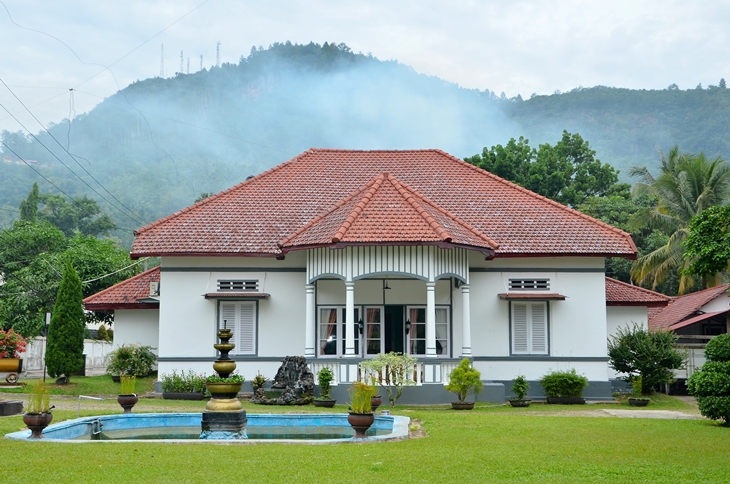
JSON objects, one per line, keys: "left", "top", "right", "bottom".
{"left": 498, "top": 380, "right": 614, "bottom": 401}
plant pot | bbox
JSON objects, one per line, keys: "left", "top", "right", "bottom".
{"left": 313, "top": 399, "right": 337, "bottom": 408}
{"left": 0, "top": 358, "right": 22, "bottom": 373}
{"left": 162, "top": 392, "right": 205, "bottom": 401}
{"left": 628, "top": 397, "right": 650, "bottom": 407}
{"left": 23, "top": 412, "right": 53, "bottom": 438}
{"left": 546, "top": 397, "right": 585, "bottom": 405}
{"left": 509, "top": 399, "right": 532, "bottom": 408}
{"left": 205, "top": 382, "right": 243, "bottom": 399}
{"left": 111, "top": 375, "right": 121, "bottom": 383}
{"left": 371, "top": 395, "right": 383, "bottom": 411}
{"left": 451, "top": 401, "right": 475, "bottom": 410}
{"left": 347, "top": 412, "right": 375, "bottom": 438}
{"left": 117, "top": 394, "right": 138, "bottom": 414}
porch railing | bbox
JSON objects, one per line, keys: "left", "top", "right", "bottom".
{"left": 309, "top": 358, "right": 463, "bottom": 386}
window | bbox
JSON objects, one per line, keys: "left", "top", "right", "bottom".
{"left": 219, "top": 301, "right": 257, "bottom": 355}
{"left": 407, "top": 306, "right": 449, "bottom": 357}
{"left": 318, "top": 307, "right": 360, "bottom": 357}
{"left": 217, "top": 280, "right": 258, "bottom": 291}
{"left": 364, "top": 307, "right": 383, "bottom": 355}
{"left": 511, "top": 301, "right": 548, "bottom": 355}
{"left": 509, "top": 279, "right": 549, "bottom": 290}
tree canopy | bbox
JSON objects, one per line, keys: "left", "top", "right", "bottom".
{"left": 683, "top": 205, "right": 730, "bottom": 280}
{"left": 46, "top": 262, "right": 86, "bottom": 383}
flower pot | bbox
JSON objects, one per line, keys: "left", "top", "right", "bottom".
{"left": 348, "top": 412, "right": 375, "bottom": 438}
{"left": 0, "top": 358, "right": 22, "bottom": 373}
{"left": 111, "top": 375, "right": 121, "bottom": 383}
{"left": 628, "top": 397, "right": 650, "bottom": 407}
{"left": 205, "top": 382, "right": 243, "bottom": 399}
{"left": 509, "top": 399, "right": 532, "bottom": 408}
{"left": 546, "top": 397, "right": 585, "bottom": 405}
{"left": 313, "top": 399, "right": 337, "bottom": 408}
{"left": 371, "top": 395, "right": 383, "bottom": 411}
{"left": 162, "top": 392, "right": 205, "bottom": 401}
{"left": 451, "top": 402, "right": 475, "bottom": 410}
{"left": 117, "top": 394, "right": 138, "bottom": 414}
{"left": 23, "top": 412, "right": 53, "bottom": 438}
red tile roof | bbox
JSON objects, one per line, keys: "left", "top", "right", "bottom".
{"left": 83, "top": 267, "right": 160, "bottom": 311}
{"left": 648, "top": 284, "right": 730, "bottom": 331}
{"left": 605, "top": 277, "right": 671, "bottom": 307}
{"left": 669, "top": 311, "right": 729, "bottom": 331}
{"left": 131, "top": 149, "right": 637, "bottom": 259}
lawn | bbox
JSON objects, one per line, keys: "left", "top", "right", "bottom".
{"left": 1, "top": 379, "right": 729, "bottom": 483}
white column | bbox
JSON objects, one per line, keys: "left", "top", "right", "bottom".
{"left": 305, "top": 284, "right": 315, "bottom": 357}
{"left": 461, "top": 284, "right": 472, "bottom": 356}
{"left": 345, "top": 281, "right": 356, "bottom": 357}
{"left": 426, "top": 281, "right": 437, "bottom": 358}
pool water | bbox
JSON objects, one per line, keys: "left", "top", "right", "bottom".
{"left": 86, "top": 425, "right": 388, "bottom": 441}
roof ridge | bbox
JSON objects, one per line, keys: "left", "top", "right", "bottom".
{"left": 134, "top": 150, "right": 313, "bottom": 236}
{"left": 82, "top": 266, "right": 160, "bottom": 304}
{"left": 388, "top": 175, "right": 499, "bottom": 249}
{"left": 433, "top": 149, "right": 638, "bottom": 255}
{"left": 605, "top": 277, "right": 672, "bottom": 301}
{"left": 333, "top": 175, "right": 386, "bottom": 242}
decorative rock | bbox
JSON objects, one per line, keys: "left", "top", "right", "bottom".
{"left": 250, "top": 356, "right": 314, "bottom": 405}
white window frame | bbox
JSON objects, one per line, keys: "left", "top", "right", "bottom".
{"left": 317, "top": 306, "right": 361, "bottom": 357}
{"left": 406, "top": 305, "right": 450, "bottom": 358}
{"left": 511, "top": 301, "right": 548, "bottom": 355}
{"left": 363, "top": 306, "right": 384, "bottom": 357}
{"left": 219, "top": 301, "right": 257, "bottom": 355}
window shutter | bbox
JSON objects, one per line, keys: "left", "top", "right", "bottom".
{"left": 512, "top": 303, "right": 529, "bottom": 354}
{"left": 238, "top": 302, "right": 256, "bottom": 355}
{"left": 530, "top": 303, "right": 547, "bottom": 354}
{"left": 220, "top": 302, "right": 236, "bottom": 330}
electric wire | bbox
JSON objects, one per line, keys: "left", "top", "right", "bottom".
{"left": 0, "top": 142, "right": 74, "bottom": 199}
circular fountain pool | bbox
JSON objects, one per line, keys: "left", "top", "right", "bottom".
{"left": 5, "top": 413, "right": 410, "bottom": 444}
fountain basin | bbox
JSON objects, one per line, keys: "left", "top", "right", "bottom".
{"left": 4, "top": 413, "right": 409, "bottom": 443}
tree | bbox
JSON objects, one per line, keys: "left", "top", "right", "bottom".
{"left": 38, "top": 194, "right": 116, "bottom": 237}
{"left": 359, "top": 352, "right": 418, "bottom": 407}
{"left": 629, "top": 147, "right": 730, "bottom": 293}
{"left": 683, "top": 205, "right": 730, "bottom": 280}
{"left": 19, "top": 182, "right": 39, "bottom": 222}
{"left": 465, "top": 131, "right": 628, "bottom": 207}
{"left": 608, "top": 324, "right": 686, "bottom": 394}
{"left": 720, "top": 78, "right": 727, "bottom": 89}
{"left": 45, "top": 262, "right": 86, "bottom": 383}
{"left": 688, "top": 333, "right": 730, "bottom": 424}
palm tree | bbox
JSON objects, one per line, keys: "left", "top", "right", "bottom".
{"left": 629, "top": 146, "right": 730, "bottom": 294}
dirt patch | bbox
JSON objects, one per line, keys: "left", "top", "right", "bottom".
{"left": 408, "top": 418, "right": 427, "bottom": 439}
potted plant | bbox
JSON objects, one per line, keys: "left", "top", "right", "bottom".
{"left": 359, "top": 352, "right": 418, "bottom": 408}
{"left": 628, "top": 375, "right": 650, "bottom": 407}
{"left": 250, "top": 372, "right": 268, "bottom": 395}
{"left": 118, "top": 375, "right": 138, "bottom": 414}
{"left": 313, "top": 367, "right": 336, "bottom": 408}
{"left": 347, "top": 381, "right": 376, "bottom": 438}
{"left": 24, "top": 381, "right": 54, "bottom": 438}
{"left": 106, "top": 344, "right": 157, "bottom": 382}
{"left": 160, "top": 370, "right": 206, "bottom": 400}
{"left": 540, "top": 369, "right": 589, "bottom": 404}
{"left": 205, "top": 373, "right": 244, "bottom": 400}
{"left": 509, "top": 375, "right": 531, "bottom": 407}
{"left": 445, "top": 358, "right": 483, "bottom": 410}
{"left": 0, "top": 329, "right": 28, "bottom": 382}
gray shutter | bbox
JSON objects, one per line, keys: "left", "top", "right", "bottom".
{"left": 238, "top": 302, "right": 256, "bottom": 355}
{"left": 512, "top": 303, "right": 529, "bottom": 354}
{"left": 530, "top": 302, "right": 547, "bottom": 354}
{"left": 220, "top": 302, "right": 236, "bottom": 331}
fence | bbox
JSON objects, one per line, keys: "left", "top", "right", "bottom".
{"left": 22, "top": 337, "right": 112, "bottom": 375}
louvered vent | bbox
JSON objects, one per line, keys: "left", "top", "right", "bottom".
{"left": 217, "top": 280, "right": 258, "bottom": 291}
{"left": 509, "top": 279, "right": 549, "bottom": 290}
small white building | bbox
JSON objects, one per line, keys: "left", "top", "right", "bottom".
{"left": 88, "top": 149, "right": 643, "bottom": 402}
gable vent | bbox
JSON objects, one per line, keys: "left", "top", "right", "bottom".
{"left": 218, "top": 280, "right": 258, "bottom": 292}
{"left": 509, "top": 279, "right": 550, "bottom": 290}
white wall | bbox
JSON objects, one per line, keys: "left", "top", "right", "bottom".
{"left": 605, "top": 305, "right": 648, "bottom": 379}
{"left": 113, "top": 309, "right": 160, "bottom": 351}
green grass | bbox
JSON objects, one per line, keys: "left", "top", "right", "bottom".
{"left": 0, "top": 389, "right": 728, "bottom": 483}
{"left": 0, "top": 374, "right": 156, "bottom": 396}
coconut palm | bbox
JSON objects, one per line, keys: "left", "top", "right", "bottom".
{"left": 629, "top": 146, "right": 730, "bottom": 294}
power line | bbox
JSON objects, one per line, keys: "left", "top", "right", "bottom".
{"left": 0, "top": 206, "right": 20, "bottom": 213}
{"left": 0, "top": 142, "right": 74, "bottom": 199}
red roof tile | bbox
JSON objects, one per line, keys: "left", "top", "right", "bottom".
{"left": 130, "top": 149, "right": 637, "bottom": 259}
{"left": 648, "top": 284, "right": 730, "bottom": 331}
{"left": 83, "top": 267, "right": 160, "bottom": 311}
{"left": 605, "top": 277, "right": 671, "bottom": 307}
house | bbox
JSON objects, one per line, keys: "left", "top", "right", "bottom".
{"left": 648, "top": 283, "right": 730, "bottom": 384}
{"left": 89, "top": 148, "right": 642, "bottom": 402}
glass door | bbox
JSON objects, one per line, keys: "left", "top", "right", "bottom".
{"left": 364, "top": 306, "right": 383, "bottom": 356}
{"left": 406, "top": 306, "right": 449, "bottom": 357}
{"left": 318, "top": 307, "right": 360, "bottom": 357}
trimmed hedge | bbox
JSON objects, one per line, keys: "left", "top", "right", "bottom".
{"left": 539, "top": 369, "right": 588, "bottom": 398}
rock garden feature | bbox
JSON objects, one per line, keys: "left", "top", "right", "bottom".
{"left": 250, "top": 356, "right": 314, "bottom": 405}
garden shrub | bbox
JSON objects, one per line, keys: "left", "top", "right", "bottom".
{"left": 445, "top": 358, "right": 483, "bottom": 403}
{"left": 159, "top": 369, "right": 206, "bottom": 393}
{"left": 106, "top": 344, "right": 157, "bottom": 377}
{"left": 688, "top": 334, "right": 730, "bottom": 424}
{"left": 539, "top": 369, "right": 588, "bottom": 398}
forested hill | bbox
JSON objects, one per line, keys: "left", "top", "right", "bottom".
{"left": 2, "top": 41, "right": 729, "bottom": 245}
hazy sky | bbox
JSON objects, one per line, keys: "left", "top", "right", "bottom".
{"left": 1, "top": 0, "right": 728, "bottom": 133}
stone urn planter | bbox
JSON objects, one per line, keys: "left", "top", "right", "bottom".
{"left": 23, "top": 413, "right": 53, "bottom": 438}
{"left": 117, "top": 394, "right": 138, "bottom": 414}
{"left": 509, "top": 399, "right": 532, "bottom": 408}
{"left": 347, "top": 412, "right": 375, "bottom": 438}
{"left": 371, "top": 395, "right": 383, "bottom": 411}
{"left": 313, "top": 399, "right": 336, "bottom": 408}
{"left": 628, "top": 397, "right": 650, "bottom": 407}
{"left": 451, "top": 401, "right": 475, "bottom": 410}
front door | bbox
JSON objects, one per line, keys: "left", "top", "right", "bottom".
{"left": 384, "top": 305, "right": 405, "bottom": 354}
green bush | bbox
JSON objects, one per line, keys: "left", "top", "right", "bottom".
{"left": 511, "top": 375, "right": 530, "bottom": 400}
{"left": 688, "top": 334, "right": 730, "bottom": 424}
{"left": 160, "top": 369, "right": 206, "bottom": 393}
{"left": 317, "top": 367, "right": 334, "bottom": 400}
{"left": 348, "top": 381, "right": 376, "bottom": 414}
{"left": 539, "top": 369, "right": 588, "bottom": 398}
{"left": 445, "top": 358, "right": 483, "bottom": 403}
{"left": 96, "top": 325, "right": 110, "bottom": 342}
{"left": 106, "top": 344, "right": 157, "bottom": 377}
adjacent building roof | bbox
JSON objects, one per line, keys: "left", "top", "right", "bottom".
{"left": 605, "top": 277, "right": 671, "bottom": 307}
{"left": 131, "top": 149, "right": 637, "bottom": 259}
{"left": 83, "top": 267, "right": 160, "bottom": 311}
{"left": 649, "top": 284, "right": 730, "bottom": 331}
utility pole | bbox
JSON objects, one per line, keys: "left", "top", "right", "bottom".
{"left": 187, "top": 57, "right": 190, "bottom": 74}
{"left": 216, "top": 41, "right": 220, "bottom": 67}
{"left": 180, "top": 50, "right": 183, "bottom": 74}
{"left": 200, "top": 55, "right": 203, "bottom": 71}
{"left": 160, "top": 44, "right": 164, "bottom": 77}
